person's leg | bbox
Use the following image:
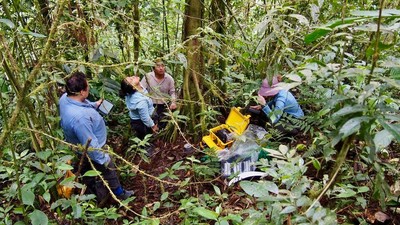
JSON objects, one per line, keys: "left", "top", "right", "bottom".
{"left": 130, "top": 119, "right": 152, "bottom": 140}
{"left": 93, "top": 159, "right": 133, "bottom": 200}
{"left": 155, "top": 104, "right": 168, "bottom": 129}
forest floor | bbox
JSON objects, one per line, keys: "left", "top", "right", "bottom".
{"left": 104, "top": 125, "right": 400, "bottom": 225}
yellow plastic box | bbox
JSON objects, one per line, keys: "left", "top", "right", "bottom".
{"left": 202, "top": 107, "right": 250, "bottom": 151}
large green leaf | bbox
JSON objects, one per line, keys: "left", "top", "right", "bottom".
{"left": 374, "top": 129, "right": 394, "bottom": 149}
{"left": 351, "top": 9, "right": 400, "bottom": 17}
{"left": 0, "top": 18, "right": 15, "bottom": 28}
{"left": 339, "top": 117, "right": 369, "bottom": 138}
{"left": 29, "top": 210, "right": 48, "bottom": 225}
{"left": 193, "top": 207, "right": 218, "bottom": 221}
{"left": 22, "top": 188, "right": 35, "bottom": 206}
{"left": 332, "top": 105, "right": 365, "bottom": 118}
{"left": 377, "top": 119, "right": 400, "bottom": 142}
{"left": 305, "top": 17, "right": 362, "bottom": 44}
{"left": 240, "top": 180, "right": 279, "bottom": 197}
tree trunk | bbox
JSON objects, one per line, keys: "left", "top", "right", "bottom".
{"left": 182, "top": 0, "right": 205, "bottom": 139}
{"left": 133, "top": 0, "right": 140, "bottom": 62}
{"left": 210, "top": 0, "right": 227, "bottom": 93}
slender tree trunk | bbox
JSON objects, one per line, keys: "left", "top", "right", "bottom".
{"left": 210, "top": 0, "right": 227, "bottom": 93}
{"left": 133, "top": 0, "right": 140, "bottom": 62}
{"left": 182, "top": 0, "right": 205, "bottom": 139}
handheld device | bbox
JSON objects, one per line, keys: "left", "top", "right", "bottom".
{"left": 98, "top": 99, "right": 114, "bottom": 115}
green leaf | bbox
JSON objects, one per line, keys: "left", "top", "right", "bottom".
{"left": 351, "top": 9, "right": 400, "bottom": 17}
{"left": 311, "top": 157, "right": 321, "bottom": 171}
{"left": 0, "top": 18, "right": 15, "bottom": 29}
{"left": 193, "top": 207, "right": 218, "bottom": 221}
{"left": 37, "top": 150, "right": 52, "bottom": 160}
{"left": 29, "top": 210, "right": 48, "bottom": 225}
{"left": 305, "top": 18, "right": 360, "bottom": 44}
{"left": 377, "top": 119, "right": 400, "bottom": 142}
{"left": 161, "top": 192, "right": 168, "bottom": 201}
{"left": 57, "top": 163, "right": 74, "bottom": 171}
{"left": 82, "top": 170, "right": 101, "bottom": 177}
{"left": 19, "top": 29, "right": 47, "bottom": 38}
{"left": 357, "top": 186, "right": 369, "bottom": 193}
{"left": 336, "top": 189, "right": 357, "bottom": 198}
{"left": 240, "top": 180, "right": 278, "bottom": 197}
{"left": 22, "top": 189, "right": 35, "bottom": 206}
{"left": 153, "top": 202, "right": 160, "bottom": 211}
{"left": 339, "top": 117, "right": 369, "bottom": 138}
{"left": 72, "top": 203, "right": 82, "bottom": 219}
{"left": 289, "top": 14, "right": 309, "bottom": 25}
{"left": 374, "top": 130, "right": 394, "bottom": 149}
{"left": 213, "top": 184, "right": 221, "bottom": 195}
{"left": 280, "top": 205, "right": 297, "bottom": 214}
{"left": 43, "top": 192, "right": 51, "bottom": 203}
{"left": 332, "top": 105, "right": 364, "bottom": 118}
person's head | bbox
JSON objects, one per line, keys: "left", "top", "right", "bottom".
{"left": 153, "top": 59, "right": 165, "bottom": 77}
{"left": 119, "top": 76, "right": 140, "bottom": 98}
{"left": 65, "top": 71, "right": 89, "bottom": 98}
{"left": 258, "top": 76, "right": 280, "bottom": 97}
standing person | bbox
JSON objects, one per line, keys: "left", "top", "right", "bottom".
{"left": 59, "top": 71, "right": 133, "bottom": 201}
{"left": 141, "top": 59, "right": 177, "bottom": 128}
{"left": 120, "top": 75, "right": 159, "bottom": 140}
{"left": 250, "top": 75, "right": 304, "bottom": 136}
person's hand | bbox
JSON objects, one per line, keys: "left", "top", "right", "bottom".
{"left": 257, "top": 94, "right": 266, "bottom": 106}
{"left": 152, "top": 124, "right": 159, "bottom": 133}
{"left": 250, "top": 105, "right": 262, "bottom": 110}
{"left": 96, "top": 99, "right": 104, "bottom": 108}
{"left": 276, "top": 74, "right": 283, "bottom": 82}
{"left": 169, "top": 102, "right": 177, "bottom": 110}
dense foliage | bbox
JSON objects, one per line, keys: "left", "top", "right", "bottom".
{"left": 0, "top": 0, "right": 399, "bottom": 224}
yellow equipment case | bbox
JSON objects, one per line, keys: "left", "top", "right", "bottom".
{"left": 202, "top": 107, "right": 250, "bottom": 151}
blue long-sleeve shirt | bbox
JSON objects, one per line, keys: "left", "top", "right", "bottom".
{"left": 262, "top": 90, "right": 304, "bottom": 124}
{"left": 59, "top": 93, "right": 110, "bottom": 165}
{"left": 125, "top": 90, "right": 155, "bottom": 128}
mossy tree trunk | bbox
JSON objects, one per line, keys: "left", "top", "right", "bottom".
{"left": 182, "top": 0, "right": 206, "bottom": 140}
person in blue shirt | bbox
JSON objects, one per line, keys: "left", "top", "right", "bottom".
{"left": 59, "top": 72, "right": 133, "bottom": 201}
{"left": 250, "top": 76, "right": 304, "bottom": 136}
{"left": 119, "top": 75, "right": 159, "bottom": 140}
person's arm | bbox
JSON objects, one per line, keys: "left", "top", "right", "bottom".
{"left": 268, "top": 94, "right": 286, "bottom": 123}
{"left": 168, "top": 77, "right": 177, "bottom": 110}
{"left": 74, "top": 117, "right": 110, "bottom": 165}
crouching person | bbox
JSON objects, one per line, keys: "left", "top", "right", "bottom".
{"left": 59, "top": 71, "right": 133, "bottom": 201}
{"left": 250, "top": 76, "right": 304, "bottom": 137}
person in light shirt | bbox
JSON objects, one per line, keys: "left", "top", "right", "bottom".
{"left": 250, "top": 75, "right": 304, "bottom": 136}
{"left": 59, "top": 71, "right": 133, "bottom": 201}
{"left": 141, "top": 59, "right": 176, "bottom": 128}
{"left": 120, "top": 75, "right": 159, "bottom": 140}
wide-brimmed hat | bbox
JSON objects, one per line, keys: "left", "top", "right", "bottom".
{"left": 258, "top": 76, "right": 280, "bottom": 97}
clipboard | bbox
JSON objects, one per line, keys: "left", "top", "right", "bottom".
{"left": 98, "top": 99, "right": 114, "bottom": 116}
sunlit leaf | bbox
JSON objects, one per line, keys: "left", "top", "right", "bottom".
{"left": 57, "top": 163, "right": 74, "bottom": 171}
{"left": 19, "top": 29, "right": 46, "bottom": 38}
{"left": 336, "top": 189, "right": 357, "bottom": 198}
{"left": 0, "top": 18, "right": 15, "bottom": 28}
{"left": 280, "top": 205, "right": 297, "bottom": 214}
{"left": 193, "top": 207, "right": 218, "bottom": 220}
{"left": 82, "top": 170, "right": 101, "bottom": 177}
